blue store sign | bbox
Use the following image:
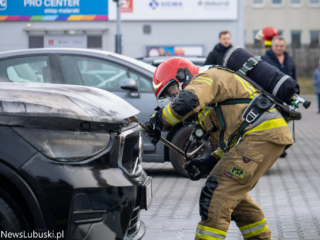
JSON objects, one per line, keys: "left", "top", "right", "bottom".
{"left": 0, "top": 0, "right": 109, "bottom": 21}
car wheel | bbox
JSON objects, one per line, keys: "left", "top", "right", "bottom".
{"left": 0, "top": 188, "right": 30, "bottom": 237}
{"left": 169, "top": 125, "right": 217, "bottom": 177}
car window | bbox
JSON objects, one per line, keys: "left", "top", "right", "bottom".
{"left": 140, "top": 75, "right": 153, "bottom": 92}
{"left": 60, "top": 55, "right": 129, "bottom": 91}
{"left": 129, "top": 71, "right": 153, "bottom": 92}
{"left": 0, "top": 56, "right": 51, "bottom": 83}
{"left": 128, "top": 72, "right": 141, "bottom": 89}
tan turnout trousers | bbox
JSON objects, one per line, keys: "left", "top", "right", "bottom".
{"left": 195, "top": 136, "right": 286, "bottom": 240}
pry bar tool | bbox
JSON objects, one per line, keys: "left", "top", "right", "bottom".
{"left": 135, "top": 117, "right": 204, "bottom": 160}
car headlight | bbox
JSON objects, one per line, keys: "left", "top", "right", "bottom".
{"left": 13, "top": 128, "right": 110, "bottom": 162}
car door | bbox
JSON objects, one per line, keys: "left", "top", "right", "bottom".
{"left": 57, "top": 54, "right": 159, "bottom": 156}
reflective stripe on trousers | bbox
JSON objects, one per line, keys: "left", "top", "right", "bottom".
{"left": 196, "top": 224, "right": 226, "bottom": 240}
{"left": 239, "top": 218, "right": 269, "bottom": 239}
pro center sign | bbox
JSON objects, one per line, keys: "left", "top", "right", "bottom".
{"left": 109, "top": 0, "right": 238, "bottom": 21}
{"left": 0, "top": 0, "right": 108, "bottom": 21}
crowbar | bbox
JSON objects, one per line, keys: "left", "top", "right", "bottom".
{"left": 135, "top": 117, "right": 204, "bottom": 160}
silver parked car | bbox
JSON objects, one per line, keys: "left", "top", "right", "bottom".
{"left": 0, "top": 48, "right": 212, "bottom": 176}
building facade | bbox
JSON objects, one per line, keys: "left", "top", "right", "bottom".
{"left": 245, "top": 0, "right": 320, "bottom": 47}
{"left": 0, "top": 0, "right": 245, "bottom": 58}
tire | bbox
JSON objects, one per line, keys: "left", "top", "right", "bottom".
{"left": 0, "top": 188, "right": 30, "bottom": 239}
{"left": 169, "top": 125, "right": 217, "bottom": 177}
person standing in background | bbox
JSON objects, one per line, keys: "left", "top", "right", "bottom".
{"left": 313, "top": 60, "right": 320, "bottom": 113}
{"left": 262, "top": 36, "right": 297, "bottom": 158}
{"left": 255, "top": 27, "right": 279, "bottom": 53}
{"left": 204, "top": 31, "right": 232, "bottom": 66}
{"left": 262, "top": 36, "right": 297, "bottom": 81}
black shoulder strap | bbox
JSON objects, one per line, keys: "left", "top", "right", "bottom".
{"left": 219, "top": 98, "right": 252, "bottom": 105}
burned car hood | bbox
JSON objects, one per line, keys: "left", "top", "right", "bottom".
{"left": 0, "top": 83, "right": 139, "bottom": 128}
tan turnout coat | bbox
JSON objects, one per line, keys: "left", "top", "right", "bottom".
{"left": 161, "top": 67, "right": 294, "bottom": 150}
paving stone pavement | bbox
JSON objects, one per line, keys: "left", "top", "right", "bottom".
{"left": 140, "top": 95, "right": 320, "bottom": 240}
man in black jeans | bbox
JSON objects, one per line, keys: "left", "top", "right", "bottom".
{"left": 262, "top": 36, "right": 297, "bottom": 158}
{"left": 262, "top": 36, "right": 297, "bottom": 81}
{"left": 204, "top": 31, "right": 232, "bottom": 66}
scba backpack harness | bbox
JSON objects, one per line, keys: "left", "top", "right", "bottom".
{"left": 174, "top": 47, "right": 310, "bottom": 152}
{"left": 207, "top": 47, "right": 310, "bottom": 152}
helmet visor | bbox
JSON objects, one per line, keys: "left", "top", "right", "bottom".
{"left": 158, "top": 82, "right": 179, "bottom": 108}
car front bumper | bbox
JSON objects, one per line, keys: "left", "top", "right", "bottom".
{"left": 69, "top": 172, "right": 152, "bottom": 240}
{"left": 125, "top": 173, "right": 152, "bottom": 240}
{"left": 18, "top": 123, "right": 152, "bottom": 240}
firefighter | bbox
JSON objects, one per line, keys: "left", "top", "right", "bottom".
{"left": 144, "top": 57, "right": 294, "bottom": 240}
{"left": 255, "top": 27, "right": 279, "bottom": 52}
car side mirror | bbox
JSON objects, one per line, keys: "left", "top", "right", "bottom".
{"left": 121, "top": 78, "right": 138, "bottom": 91}
{"left": 121, "top": 78, "right": 140, "bottom": 98}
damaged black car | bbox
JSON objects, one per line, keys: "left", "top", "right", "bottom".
{"left": 0, "top": 82, "right": 152, "bottom": 240}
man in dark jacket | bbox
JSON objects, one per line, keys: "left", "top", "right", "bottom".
{"left": 262, "top": 36, "right": 296, "bottom": 158}
{"left": 262, "top": 36, "right": 297, "bottom": 81}
{"left": 204, "top": 31, "right": 232, "bottom": 65}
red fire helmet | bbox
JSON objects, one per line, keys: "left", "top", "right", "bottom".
{"left": 255, "top": 27, "right": 279, "bottom": 46}
{"left": 152, "top": 57, "right": 200, "bottom": 102}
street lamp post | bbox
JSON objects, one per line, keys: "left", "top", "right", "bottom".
{"left": 113, "top": 0, "right": 122, "bottom": 54}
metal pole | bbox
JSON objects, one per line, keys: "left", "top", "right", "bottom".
{"left": 114, "top": 0, "right": 122, "bottom": 54}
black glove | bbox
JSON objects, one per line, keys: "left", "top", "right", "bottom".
{"left": 143, "top": 121, "right": 161, "bottom": 146}
{"left": 143, "top": 110, "right": 167, "bottom": 146}
{"left": 183, "top": 154, "right": 218, "bottom": 181}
